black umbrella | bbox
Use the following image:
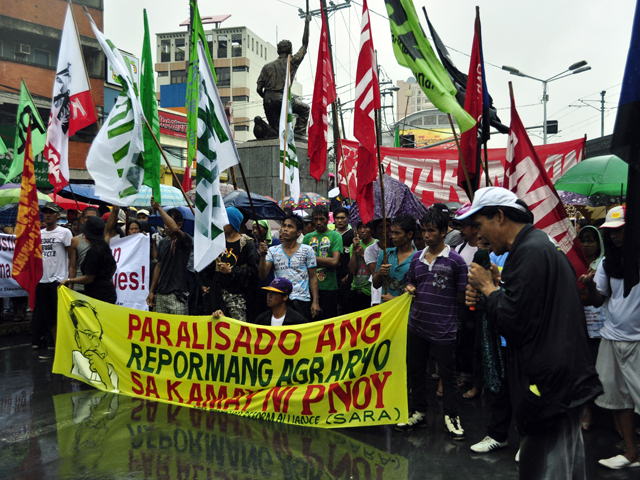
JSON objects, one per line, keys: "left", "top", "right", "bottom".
{"left": 223, "top": 191, "right": 286, "bottom": 220}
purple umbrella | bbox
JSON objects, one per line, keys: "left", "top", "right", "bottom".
{"left": 0, "top": 183, "right": 21, "bottom": 190}
{"left": 558, "top": 191, "right": 590, "bottom": 206}
{"left": 348, "top": 174, "right": 428, "bottom": 225}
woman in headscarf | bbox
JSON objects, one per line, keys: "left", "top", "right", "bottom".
{"left": 60, "top": 216, "right": 117, "bottom": 304}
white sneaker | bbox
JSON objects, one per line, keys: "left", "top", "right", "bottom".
{"left": 470, "top": 436, "right": 508, "bottom": 453}
{"left": 395, "top": 411, "right": 427, "bottom": 432}
{"left": 598, "top": 454, "right": 640, "bottom": 469}
{"left": 515, "top": 449, "right": 520, "bottom": 462}
{"left": 444, "top": 415, "right": 465, "bottom": 441}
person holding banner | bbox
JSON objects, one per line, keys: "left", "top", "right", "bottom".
{"left": 259, "top": 214, "right": 320, "bottom": 321}
{"left": 60, "top": 216, "right": 117, "bottom": 305}
{"left": 146, "top": 200, "right": 193, "bottom": 315}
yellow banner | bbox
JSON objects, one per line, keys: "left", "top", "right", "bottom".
{"left": 53, "top": 287, "right": 410, "bottom": 428}
{"left": 53, "top": 390, "right": 409, "bottom": 479}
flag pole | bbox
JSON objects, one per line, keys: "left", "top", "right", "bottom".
{"left": 142, "top": 117, "right": 195, "bottom": 215}
{"left": 475, "top": 7, "right": 492, "bottom": 188}
{"left": 65, "top": 184, "right": 82, "bottom": 211}
{"left": 281, "top": 55, "right": 292, "bottom": 207}
{"left": 483, "top": 143, "right": 493, "bottom": 187}
{"left": 447, "top": 114, "right": 474, "bottom": 201}
{"left": 374, "top": 109, "right": 389, "bottom": 295}
{"left": 78, "top": 4, "right": 101, "bottom": 127}
{"left": 235, "top": 161, "right": 258, "bottom": 220}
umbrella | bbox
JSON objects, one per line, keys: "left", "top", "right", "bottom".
{"left": 49, "top": 193, "right": 99, "bottom": 211}
{"left": 555, "top": 155, "right": 627, "bottom": 197}
{"left": 147, "top": 205, "right": 195, "bottom": 237}
{"left": 558, "top": 191, "right": 590, "bottom": 206}
{"left": 0, "top": 200, "right": 47, "bottom": 225}
{"left": 0, "top": 188, "right": 51, "bottom": 208}
{"left": 280, "top": 192, "right": 330, "bottom": 209}
{"left": 223, "top": 191, "right": 286, "bottom": 220}
{"left": 348, "top": 175, "right": 428, "bottom": 225}
{"left": 129, "top": 185, "right": 187, "bottom": 207}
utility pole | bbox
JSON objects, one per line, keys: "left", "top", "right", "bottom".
{"left": 601, "top": 90, "right": 606, "bottom": 138}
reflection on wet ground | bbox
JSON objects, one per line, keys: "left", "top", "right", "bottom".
{"left": 0, "top": 334, "right": 637, "bottom": 479}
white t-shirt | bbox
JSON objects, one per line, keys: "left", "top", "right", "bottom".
{"left": 41, "top": 227, "right": 73, "bottom": 283}
{"left": 594, "top": 258, "right": 640, "bottom": 342}
{"left": 364, "top": 241, "right": 382, "bottom": 267}
{"left": 455, "top": 242, "right": 478, "bottom": 267}
{"left": 271, "top": 314, "right": 285, "bottom": 327}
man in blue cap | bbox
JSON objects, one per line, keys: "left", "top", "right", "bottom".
{"left": 201, "top": 207, "right": 259, "bottom": 322}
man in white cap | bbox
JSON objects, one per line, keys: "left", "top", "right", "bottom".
{"left": 581, "top": 206, "right": 640, "bottom": 470}
{"left": 137, "top": 209, "right": 150, "bottom": 222}
{"left": 462, "top": 187, "right": 602, "bottom": 479}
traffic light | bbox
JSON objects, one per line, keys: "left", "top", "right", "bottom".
{"left": 546, "top": 120, "right": 558, "bottom": 134}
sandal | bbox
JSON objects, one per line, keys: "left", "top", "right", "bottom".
{"left": 430, "top": 373, "right": 440, "bottom": 381}
{"left": 458, "top": 378, "right": 470, "bottom": 388}
{"left": 436, "top": 380, "right": 443, "bottom": 399}
{"left": 581, "top": 421, "right": 592, "bottom": 431}
{"left": 463, "top": 387, "right": 481, "bottom": 399}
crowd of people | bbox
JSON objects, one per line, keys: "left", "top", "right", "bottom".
{"left": 14, "top": 186, "right": 640, "bottom": 477}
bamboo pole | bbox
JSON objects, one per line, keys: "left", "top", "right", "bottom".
{"left": 483, "top": 143, "right": 493, "bottom": 187}
{"left": 142, "top": 117, "right": 195, "bottom": 215}
{"left": 447, "top": 114, "right": 475, "bottom": 201}
{"left": 234, "top": 161, "right": 258, "bottom": 220}
{"left": 374, "top": 109, "right": 389, "bottom": 295}
{"left": 65, "top": 185, "right": 82, "bottom": 211}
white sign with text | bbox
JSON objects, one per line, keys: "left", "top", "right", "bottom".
{"left": 0, "top": 234, "right": 28, "bottom": 297}
{"left": 110, "top": 234, "right": 150, "bottom": 311}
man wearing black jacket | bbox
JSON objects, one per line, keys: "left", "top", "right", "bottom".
{"left": 252, "top": 277, "right": 309, "bottom": 327}
{"left": 462, "top": 187, "right": 602, "bottom": 480}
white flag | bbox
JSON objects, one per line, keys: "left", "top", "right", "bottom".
{"left": 194, "top": 40, "right": 241, "bottom": 272}
{"left": 279, "top": 56, "right": 300, "bottom": 202}
{"left": 45, "top": 5, "right": 96, "bottom": 193}
{"left": 85, "top": 12, "right": 145, "bottom": 206}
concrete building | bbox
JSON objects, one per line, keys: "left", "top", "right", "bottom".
{"left": 0, "top": 0, "right": 105, "bottom": 186}
{"left": 396, "top": 77, "right": 435, "bottom": 120}
{"left": 155, "top": 15, "right": 302, "bottom": 145}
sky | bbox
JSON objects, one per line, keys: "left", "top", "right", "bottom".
{"left": 105, "top": 0, "right": 638, "bottom": 148}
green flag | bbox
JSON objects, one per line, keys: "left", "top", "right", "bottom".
{"left": 3, "top": 81, "right": 46, "bottom": 183}
{"left": 384, "top": 0, "right": 475, "bottom": 133}
{"left": 141, "top": 9, "right": 162, "bottom": 204}
{"left": 0, "top": 135, "right": 7, "bottom": 156}
{"left": 394, "top": 125, "right": 400, "bottom": 147}
{"left": 186, "top": 0, "right": 217, "bottom": 169}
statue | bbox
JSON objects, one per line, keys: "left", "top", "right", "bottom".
{"left": 256, "top": 9, "right": 310, "bottom": 139}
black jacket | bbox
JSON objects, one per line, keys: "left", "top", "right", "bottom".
{"left": 486, "top": 225, "right": 603, "bottom": 435}
{"left": 252, "top": 307, "right": 309, "bottom": 327}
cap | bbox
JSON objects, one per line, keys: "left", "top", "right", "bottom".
{"left": 101, "top": 212, "right": 110, "bottom": 222}
{"left": 456, "top": 187, "right": 526, "bottom": 221}
{"left": 81, "top": 215, "right": 106, "bottom": 241}
{"left": 137, "top": 209, "right": 150, "bottom": 217}
{"left": 42, "top": 202, "right": 63, "bottom": 213}
{"left": 262, "top": 277, "right": 293, "bottom": 296}
{"left": 600, "top": 206, "right": 625, "bottom": 229}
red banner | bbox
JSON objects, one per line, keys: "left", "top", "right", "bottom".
{"left": 338, "top": 137, "right": 585, "bottom": 206}
{"left": 159, "top": 110, "right": 187, "bottom": 139}
{"left": 12, "top": 124, "right": 43, "bottom": 310}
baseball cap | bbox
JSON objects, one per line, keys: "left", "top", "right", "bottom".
{"left": 262, "top": 277, "right": 293, "bottom": 296}
{"left": 137, "top": 209, "right": 150, "bottom": 217}
{"left": 456, "top": 187, "right": 526, "bottom": 221}
{"left": 42, "top": 202, "right": 63, "bottom": 213}
{"left": 600, "top": 206, "right": 625, "bottom": 229}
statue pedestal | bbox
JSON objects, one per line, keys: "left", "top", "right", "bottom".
{"left": 235, "top": 139, "right": 329, "bottom": 204}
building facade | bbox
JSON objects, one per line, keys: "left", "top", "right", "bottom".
{"left": 396, "top": 77, "right": 435, "bottom": 120}
{"left": 0, "top": 0, "right": 105, "bottom": 185}
{"left": 155, "top": 16, "right": 302, "bottom": 145}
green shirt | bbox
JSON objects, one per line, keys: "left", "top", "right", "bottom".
{"left": 350, "top": 238, "right": 376, "bottom": 295}
{"left": 303, "top": 229, "right": 343, "bottom": 291}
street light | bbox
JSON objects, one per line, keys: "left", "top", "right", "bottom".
{"left": 502, "top": 61, "right": 591, "bottom": 144}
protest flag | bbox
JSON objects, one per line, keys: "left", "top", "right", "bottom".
{"left": 193, "top": 40, "right": 240, "bottom": 272}
{"left": 12, "top": 122, "right": 43, "bottom": 311}
{"left": 610, "top": 0, "right": 640, "bottom": 295}
{"left": 354, "top": 0, "right": 381, "bottom": 225}
{"left": 423, "top": 7, "right": 508, "bottom": 135}
{"left": 44, "top": 4, "right": 97, "bottom": 193}
{"left": 84, "top": 11, "right": 145, "bottom": 206}
{"left": 279, "top": 56, "right": 300, "bottom": 204}
{"left": 384, "top": 0, "right": 475, "bottom": 134}
{"left": 141, "top": 9, "right": 162, "bottom": 204}
{"left": 308, "top": 2, "right": 336, "bottom": 181}
{"left": 504, "top": 84, "right": 588, "bottom": 278}
{"left": 185, "top": 0, "right": 217, "bottom": 193}
{"left": 3, "top": 81, "right": 46, "bottom": 184}
{"left": 0, "top": 136, "right": 7, "bottom": 156}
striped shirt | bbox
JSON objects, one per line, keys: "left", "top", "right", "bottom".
{"left": 406, "top": 245, "right": 468, "bottom": 345}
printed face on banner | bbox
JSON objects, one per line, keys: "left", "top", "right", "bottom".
{"left": 54, "top": 288, "right": 411, "bottom": 428}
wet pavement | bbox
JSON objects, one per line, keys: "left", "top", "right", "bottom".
{"left": 1, "top": 332, "right": 637, "bottom": 480}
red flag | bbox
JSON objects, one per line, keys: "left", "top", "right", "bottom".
{"left": 182, "top": 164, "right": 191, "bottom": 192}
{"left": 44, "top": 5, "right": 97, "bottom": 193}
{"left": 354, "top": 0, "right": 381, "bottom": 224}
{"left": 504, "top": 88, "right": 588, "bottom": 278}
{"left": 12, "top": 123, "right": 43, "bottom": 311}
{"left": 458, "top": 11, "right": 483, "bottom": 196}
{"left": 308, "top": 3, "right": 336, "bottom": 181}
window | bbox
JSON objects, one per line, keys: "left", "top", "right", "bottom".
{"left": 207, "top": 34, "right": 214, "bottom": 55}
{"left": 220, "top": 96, "right": 230, "bottom": 104}
{"left": 232, "top": 65, "right": 248, "bottom": 73}
{"left": 409, "top": 119, "right": 421, "bottom": 126}
{"left": 235, "top": 125, "right": 249, "bottom": 132}
{"left": 171, "top": 69, "right": 187, "bottom": 84}
{"left": 174, "top": 38, "right": 186, "bottom": 62}
{"left": 260, "top": 44, "right": 263, "bottom": 58}
{"left": 232, "top": 34, "right": 242, "bottom": 57}
{"left": 33, "top": 48, "right": 49, "bottom": 66}
{"left": 161, "top": 39, "right": 171, "bottom": 62}
{"left": 158, "top": 71, "right": 168, "bottom": 77}
{"left": 252, "top": 38, "right": 254, "bottom": 52}
{"left": 232, "top": 95, "right": 249, "bottom": 102}
{"left": 215, "top": 67, "right": 230, "bottom": 87}
{"left": 218, "top": 35, "right": 228, "bottom": 58}
{"left": 422, "top": 115, "right": 437, "bottom": 126}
